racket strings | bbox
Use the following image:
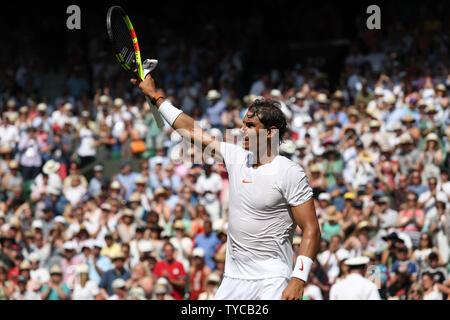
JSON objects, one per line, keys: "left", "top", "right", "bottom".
{"left": 110, "top": 11, "right": 136, "bottom": 69}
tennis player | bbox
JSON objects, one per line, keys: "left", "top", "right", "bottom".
{"left": 131, "top": 73, "right": 321, "bottom": 300}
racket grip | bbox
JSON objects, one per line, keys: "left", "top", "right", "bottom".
{"left": 145, "top": 96, "right": 165, "bottom": 129}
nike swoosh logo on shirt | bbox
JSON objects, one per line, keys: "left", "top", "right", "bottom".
{"left": 242, "top": 179, "right": 252, "bottom": 183}
{"left": 299, "top": 259, "right": 304, "bottom": 271}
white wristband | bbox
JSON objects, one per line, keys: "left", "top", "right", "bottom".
{"left": 291, "top": 255, "right": 313, "bottom": 282}
{"left": 158, "top": 100, "right": 183, "bottom": 126}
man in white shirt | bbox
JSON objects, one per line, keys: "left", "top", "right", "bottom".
{"left": 132, "top": 74, "right": 321, "bottom": 300}
{"left": 195, "top": 159, "right": 223, "bottom": 222}
{"left": 329, "top": 256, "right": 381, "bottom": 300}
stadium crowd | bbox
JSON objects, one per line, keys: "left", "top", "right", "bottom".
{"left": 1, "top": 4, "right": 450, "bottom": 300}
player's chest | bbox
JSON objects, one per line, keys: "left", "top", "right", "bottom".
{"left": 229, "top": 166, "right": 284, "bottom": 209}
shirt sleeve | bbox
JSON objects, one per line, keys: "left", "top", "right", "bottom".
{"left": 367, "top": 283, "right": 381, "bottom": 300}
{"left": 279, "top": 164, "right": 313, "bottom": 207}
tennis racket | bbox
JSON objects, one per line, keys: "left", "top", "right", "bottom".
{"left": 106, "top": 5, "right": 165, "bottom": 128}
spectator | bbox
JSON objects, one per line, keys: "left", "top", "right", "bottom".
{"left": 72, "top": 264, "right": 100, "bottom": 300}
{"left": 407, "top": 282, "right": 424, "bottom": 300}
{"left": 197, "top": 273, "right": 221, "bottom": 300}
{"left": 189, "top": 247, "right": 212, "bottom": 300}
{"left": 193, "top": 220, "right": 221, "bottom": 271}
{"left": 99, "top": 251, "right": 131, "bottom": 299}
{"left": 397, "top": 192, "right": 425, "bottom": 247}
{"left": 40, "top": 265, "right": 70, "bottom": 300}
{"left": 152, "top": 242, "right": 186, "bottom": 300}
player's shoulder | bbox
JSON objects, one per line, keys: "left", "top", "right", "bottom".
{"left": 276, "top": 155, "right": 307, "bottom": 174}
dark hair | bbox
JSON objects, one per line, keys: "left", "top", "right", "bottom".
{"left": 428, "top": 252, "right": 438, "bottom": 261}
{"left": 247, "top": 99, "right": 287, "bottom": 143}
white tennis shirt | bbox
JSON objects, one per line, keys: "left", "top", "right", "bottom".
{"left": 220, "top": 142, "right": 313, "bottom": 280}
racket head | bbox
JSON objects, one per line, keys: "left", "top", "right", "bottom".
{"left": 106, "top": 6, "right": 144, "bottom": 80}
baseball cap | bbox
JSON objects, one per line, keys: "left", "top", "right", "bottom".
{"left": 54, "top": 216, "right": 66, "bottom": 224}
{"left": 318, "top": 193, "right": 331, "bottom": 201}
{"left": 93, "top": 164, "right": 104, "bottom": 172}
{"left": 193, "top": 248, "right": 205, "bottom": 258}
{"left": 28, "top": 253, "right": 40, "bottom": 263}
{"left": 110, "top": 181, "right": 121, "bottom": 190}
{"left": 206, "top": 273, "right": 221, "bottom": 284}
{"left": 63, "top": 241, "right": 76, "bottom": 251}
{"left": 377, "top": 196, "right": 390, "bottom": 204}
{"left": 100, "top": 203, "right": 112, "bottom": 211}
{"left": 112, "top": 278, "right": 126, "bottom": 289}
{"left": 32, "top": 220, "right": 44, "bottom": 229}
{"left": 138, "top": 240, "right": 152, "bottom": 253}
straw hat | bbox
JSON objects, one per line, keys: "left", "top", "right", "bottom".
{"left": 425, "top": 132, "right": 439, "bottom": 142}
{"left": 173, "top": 220, "right": 185, "bottom": 230}
{"left": 153, "top": 188, "right": 168, "bottom": 198}
{"left": 206, "top": 89, "right": 221, "bottom": 100}
{"left": 128, "top": 193, "right": 141, "bottom": 203}
{"left": 401, "top": 114, "right": 415, "bottom": 123}
{"left": 8, "top": 160, "right": 19, "bottom": 169}
{"left": 316, "top": 93, "right": 329, "bottom": 104}
{"left": 43, "top": 160, "right": 61, "bottom": 175}
{"left": 326, "top": 206, "right": 340, "bottom": 222}
{"left": 358, "top": 151, "right": 375, "bottom": 163}
{"left": 49, "top": 265, "right": 62, "bottom": 275}
{"left": 0, "top": 145, "right": 13, "bottom": 154}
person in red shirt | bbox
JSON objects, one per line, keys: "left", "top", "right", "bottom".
{"left": 189, "top": 248, "right": 211, "bottom": 300}
{"left": 152, "top": 242, "right": 186, "bottom": 300}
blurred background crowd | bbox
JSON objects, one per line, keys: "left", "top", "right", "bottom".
{"left": 0, "top": 1, "right": 449, "bottom": 300}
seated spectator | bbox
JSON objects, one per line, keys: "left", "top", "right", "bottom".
{"left": 397, "top": 192, "right": 424, "bottom": 247}
{"left": 421, "top": 272, "right": 445, "bottom": 300}
{"left": 198, "top": 273, "right": 221, "bottom": 300}
{"left": 72, "top": 264, "right": 100, "bottom": 300}
{"left": 407, "top": 282, "right": 424, "bottom": 300}
{"left": 421, "top": 252, "right": 447, "bottom": 284}
{"left": 189, "top": 247, "right": 212, "bottom": 300}
{"left": 126, "top": 263, "right": 153, "bottom": 299}
{"left": 40, "top": 265, "right": 70, "bottom": 300}
{"left": 152, "top": 242, "right": 186, "bottom": 300}
{"left": 193, "top": 220, "right": 221, "bottom": 271}
{"left": 99, "top": 251, "right": 131, "bottom": 299}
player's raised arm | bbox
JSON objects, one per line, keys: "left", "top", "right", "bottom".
{"left": 131, "top": 74, "right": 221, "bottom": 155}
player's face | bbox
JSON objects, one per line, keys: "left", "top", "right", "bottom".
{"left": 240, "top": 114, "right": 266, "bottom": 151}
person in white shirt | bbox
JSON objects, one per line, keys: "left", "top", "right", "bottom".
{"left": 329, "top": 256, "right": 381, "bottom": 300}
{"left": 195, "top": 159, "right": 223, "bottom": 223}
{"left": 72, "top": 264, "right": 100, "bottom": 300}
{"left": 133, "top": 74, "right": 321, "bottom": 300}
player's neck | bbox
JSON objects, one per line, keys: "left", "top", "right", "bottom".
{"left": 252, "top": 146, "right": 278, "bottom": 168}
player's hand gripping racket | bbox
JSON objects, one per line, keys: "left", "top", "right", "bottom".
{"left": 106, "top": 6, "right": 164, "bottom": 128}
